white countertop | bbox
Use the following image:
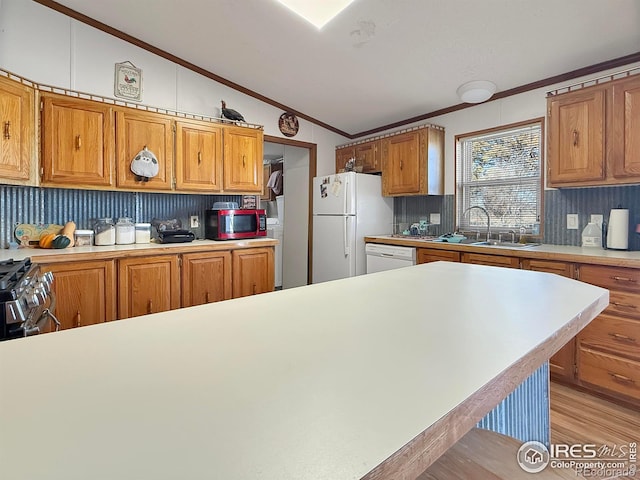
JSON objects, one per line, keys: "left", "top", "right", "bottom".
{"left": 0, "top": 237, "right": 278, "bottom": 263}
{"left": 366, "top": 235, "right": 640, "bottom": 267}
{"left": 0, "top": 262, "right": 608, "bottom": 480}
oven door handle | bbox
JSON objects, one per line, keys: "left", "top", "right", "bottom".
{"left": 41, "top": 291, "right": 61, "bottom": 332}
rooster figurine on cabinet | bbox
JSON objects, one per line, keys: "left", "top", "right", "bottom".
{"left": 221, "top": 100, "right": 245, "bottom": 123}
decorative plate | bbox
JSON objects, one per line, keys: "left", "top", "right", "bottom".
{"left": 14, "top": 223, "right": 64, "bottom": 247}
{"left": 278, "top": 112, "right": 299, "bottom": 137}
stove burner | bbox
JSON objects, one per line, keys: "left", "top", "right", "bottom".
{"left": 0, "top": 258, "right": 33, "bottom": 296}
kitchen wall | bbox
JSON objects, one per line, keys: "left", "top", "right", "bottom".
{"left": 0, "top": 185, "right": 241, "bottom": 248}
{"left": 0, "top": 0, "right": 348, "bottom": 248}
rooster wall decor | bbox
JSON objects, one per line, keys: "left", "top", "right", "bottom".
{"left": 221, "top": 100, "right": 245, "bottom": 122}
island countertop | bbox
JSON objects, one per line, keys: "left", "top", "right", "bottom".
{"left": 0, "top": 262, "right": 608, "bottom": 480}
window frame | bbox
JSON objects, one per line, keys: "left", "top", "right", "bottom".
{"left": 454, "top": 117, "right": 545, "bottom": 237}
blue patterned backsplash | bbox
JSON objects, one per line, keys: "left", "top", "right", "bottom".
{"left": 0, "top": 185, "right": 242, "bottom": 248}
{"left": 394, "top": 184, "right": 640, "bottom": 251}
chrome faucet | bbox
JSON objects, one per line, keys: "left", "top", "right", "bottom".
{"left": 462, "top": 206, "right": 491, "bottom": 241}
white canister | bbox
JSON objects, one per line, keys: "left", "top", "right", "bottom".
{"left": 115, "top": 217, "right": 135, "bottom": 245}
{"left": 135, "top": 223, "right": 152, "bottom": 244}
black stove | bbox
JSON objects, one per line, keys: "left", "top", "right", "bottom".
{"left": 0, "top": 258, "right": 58, "bottom": 340}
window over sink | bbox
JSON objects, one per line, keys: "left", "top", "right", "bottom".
{"left": 455, "top": 118, "right": 544, "bottom": 236}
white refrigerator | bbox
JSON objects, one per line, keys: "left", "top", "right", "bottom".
{"left": 312, "top": 172, "right": 393, "bottom": 283}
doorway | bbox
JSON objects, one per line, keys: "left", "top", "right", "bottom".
{"left": 263, "top": 135, "right": 317, "bottom": 287}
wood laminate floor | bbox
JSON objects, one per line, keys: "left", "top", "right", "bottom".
{"left": 550, "top": 382, "right": 639, "bottom": 479}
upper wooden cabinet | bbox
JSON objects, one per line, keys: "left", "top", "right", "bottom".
{"left": 116, "top": 108, "right": 174, "bottom": 190}
{"left": 0, "top": 76, "right": 33, "bottom": 182}
{"left": 223, "top": 126, "right": 263, "bottom": 193}
{"left": 611, "top": 74, "right": 640, "bottom": 178}
{"left": 41, "top": 93, "right": 114, "bottom": 187}
{"left": 381, "top": 126, "right": 444, "bottom": 196}
{"left": 355, "top": 140, "right": 381, "bottom": 173}
{"left": 335, "top": 146, "right": 355, "bottom": 173}
{"left": 547, "top": 73, "right": 640, "bottom": 187}
{"left": 175, "top": 119, "right": 223, "bottom": 192}
{"left": 547, "top": 86, "right": 606, "bottom": 186}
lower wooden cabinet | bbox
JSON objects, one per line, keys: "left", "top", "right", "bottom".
{"left": 40, "top": 260, "right": 117, "bottom": 330}
{"left": 118, "top": 255, "right": 180, "bottom": 319}
{"left": 181, "top": 251, "right": 232, "bottom": 307}
{"left": 521, "top": 259, "right": 576, "bottom": 380}
{"left": 232, "top": 247, "right": 274, "bottom": 298}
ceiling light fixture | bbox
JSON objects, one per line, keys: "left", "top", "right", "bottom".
{"left": 276, "top": 0, "right": 355, "bottom": 29}
{"left": 456, "top": 80, "right": 497, "bottom": 104}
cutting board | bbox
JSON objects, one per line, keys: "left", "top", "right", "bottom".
{"left": 14, "top": 223, "right": 64, "bottom": 247}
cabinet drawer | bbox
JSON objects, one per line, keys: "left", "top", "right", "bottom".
{"left": 461, "top": 253, "right": 519, "bottom": 268}
{"left": 578, "top": 347, "right": 640, "bottom": 400}
{"left": 607, "top": 290, "right": 640, "bottom": 319}
{"left": 417, "top": 248, "right": 460, "bottom": 264}
{"left": 579, "top": 313, "right": 640, "bottom": 360}
{"left": 578, "top": 264, "right": 640, "bottom": 293}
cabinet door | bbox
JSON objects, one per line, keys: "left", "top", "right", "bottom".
{"left": 116, "top": 109, "right": 174, "bottom": 190}
{"left": 522, "top": 259, "right": 576, "bottom": 380}
{"left": 40, "top": 260, "right": 116, "bottom": 330}
{"left": 261, "top": 164, "right": 272, "bottom": 201}
{"left": 381, "top": 131, "right": 421, "bottom": 195}
{"left": 611, "top": 75, "right": 640, "bottom": 178}
{"left": 118, "top": 255, "right": 180, "bottom": 319}
{"left": 232, "top": 247, "right": 274, "bottom": 298}
{"left": 0, "top": 76, "right": 33, "bottom": 181}
{"left": 175, "top": 120, "right": 223, "bottom": 191}
{"left": 223, "top": 126, "right": 263, "bottom": 193}
{"left": 356, "top": 140, "right": 381, "bottom": 173}
{"left": 41, "top": 93, "right": 114, "bottom": 187}
{"left": 181, "top": 251, "right": 232, "bottom": 307}
{"left": 336, "top": 146, "right": 355, "bottom": 173}
{"left": 547, "top": 87, "right": 606, "bottom": 185}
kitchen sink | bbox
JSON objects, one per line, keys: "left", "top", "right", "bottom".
{"left": 481, "top": 241, "right": 542, "bottom": 248}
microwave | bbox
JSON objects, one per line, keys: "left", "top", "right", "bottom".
{"left": 205, "top": 209, "right": 267, "bottom": 240}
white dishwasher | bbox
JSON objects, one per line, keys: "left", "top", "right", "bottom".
{"left": 366, "top": 243, "right": 416, "bottom": 273}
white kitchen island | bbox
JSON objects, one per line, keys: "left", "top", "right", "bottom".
{"left": 0, "top": 262, "right": 608, "bottom": 480}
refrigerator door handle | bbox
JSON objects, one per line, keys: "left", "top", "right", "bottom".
{"left": 343, "top": 216, "right": 351, "bottom": 256}
{"left": 343, "top": 178, "right": 349, "bottom": 214}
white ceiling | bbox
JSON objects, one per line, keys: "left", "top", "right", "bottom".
{"left": 48, "top": 0, "right": 640, "bottom": 137}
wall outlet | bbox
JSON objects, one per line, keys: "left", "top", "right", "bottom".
{"left": 567, "top": 214, "right": 579, "bottom": 230}
{"left": 190, "top": 215, "right": 200, "bottom": 228}
{"left": 590, "top": 214, "right": 603, "bottom": 226}
{"left": 429, "top": 213, "right": 441, "bottom": 225}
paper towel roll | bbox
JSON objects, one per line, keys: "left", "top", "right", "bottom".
{"left": 607, "top": 209, "right": 629, "bottom": 250}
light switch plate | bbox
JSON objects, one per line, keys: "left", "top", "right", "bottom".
{"left": 190, "top": 215, "right": 200, "bottom": 228}
{"left": 567, "top": 214, "right": 579, "bottom": 230}
{"left": 429, "top": 213, "right": 441, "bottom": 225}
{"left": 591, "top": 214, "right": 603, "bottom": 226}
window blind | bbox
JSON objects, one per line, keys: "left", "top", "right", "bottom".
{"left": 456, "top": 122, "right": 542, "bottom": 233}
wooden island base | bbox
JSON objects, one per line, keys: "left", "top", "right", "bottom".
{"left": 418, "top": 428, "right": 576, "bottom": 479}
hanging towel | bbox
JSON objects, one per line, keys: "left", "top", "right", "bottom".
{"left": 267, "top": 170, "right": 283, "bottom": 195}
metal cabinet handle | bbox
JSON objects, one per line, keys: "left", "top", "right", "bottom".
{"left": 608, "top": 332, "right": 637, "bottom": 343}
{"left": 75, "top": 135, "right": 82, "bottom": 150}
{"left": 399, "top": 159, "right": 403, "bottom": 170}
{"left": 573, "top": 130, "right": 579, "bottom": 147}
{"left": 198, "top": 151, "right": 202, "bottom": 165}
{"left": 611, "top": 275, "right": 637, "bottom": 283}
{"left": 206, "top": 291, "right": 211, "bottom": 303}
{"left": 75, "top": 310, "right": 81, "bottom": 328}
{"left": 611, "top": 301, "right": 637, "bottom": 309}
{"left": 252, "top": 283, "right": 257, "bottom": 295}
{"left": 147, "top": 300, "right": 153, "bottom": 314}
{"left": 242, "top": 154, "right": 246, "bottom": 167}
{"left": 3, "top": 121, "right": 10, "bottom": 140}
{"left": 609, "top": 372, "right": 634, "bottom": 385}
